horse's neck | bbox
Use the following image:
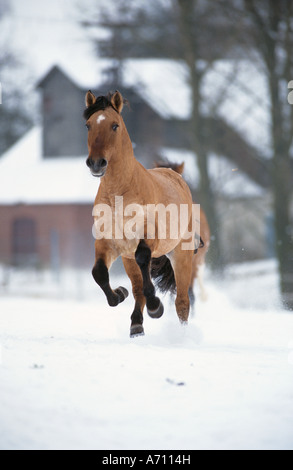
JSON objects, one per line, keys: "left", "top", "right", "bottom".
{"left": 100, "top": 152, "right": 141, "bottom": 199}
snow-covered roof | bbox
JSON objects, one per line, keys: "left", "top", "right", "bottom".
{"left": 0, "top": 126, "right": 263, "bottom": 206}
{"left": 0, "top": 127, "right": 99, "bottom": 205}
{"left": 37, "top": 59, "right": 112, "bottom": 91}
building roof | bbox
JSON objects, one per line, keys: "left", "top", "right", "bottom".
{"left": 0, "top": 127, "right": 98, "bottom": 205}
{"left": 36, "top": 61, "right": 108, "bottom": 92}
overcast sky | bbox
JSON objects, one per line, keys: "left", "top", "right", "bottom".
{"left": 7, "top": 0, "right": 97, "bottom": 79}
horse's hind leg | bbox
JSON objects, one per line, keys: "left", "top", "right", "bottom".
{"left": 92, "top": 242, "right": 128, "bottom": 307}
{"left": 122, "top": 257, "right": 146, "bottom": 337}
{"left": 135, "top": 240, "right": 164, "bottom": 319}
{"left": 172, "top": 245, "right": 194, "bottom": 323}
{"left": 188, "top": 256, "right": 196, "bottom": 316}
{"left": 188, "top": 285, "right": 196, "bottom": 316}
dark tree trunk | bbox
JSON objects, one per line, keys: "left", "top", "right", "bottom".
{"left": 177, "top": 0, "right": 222, "bottom": 270}
{"left": 266, "top": 1, "right": 293, "bottom": 310}
{"left": 270, "top": 76, "right": 293, "bottom": 310}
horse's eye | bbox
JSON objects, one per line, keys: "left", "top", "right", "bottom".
{"left": 112, "top": 123, "right": 119, "bottom": 131}
{"left": 85, "top": 123, "right": 90, "bottom": 130}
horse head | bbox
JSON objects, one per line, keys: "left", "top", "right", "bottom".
{"left": 84, "top": 90, "right": 132, "bottom": 178}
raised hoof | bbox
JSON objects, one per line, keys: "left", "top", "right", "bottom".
{"left": 147, "top": 300, "right": 164, "bottom": 319}
{"left": 114, "top": 286, "right": 129, "bottom": 304}
{"left": 130, "top": 324, "right": 145, "bottom": 338}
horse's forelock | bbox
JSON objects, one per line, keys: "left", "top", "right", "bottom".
{"left": 83, "top": 94, "right": 113, "bottom": 121}
{"left": 83, "top": 92, "right": 129, "bottom": 121}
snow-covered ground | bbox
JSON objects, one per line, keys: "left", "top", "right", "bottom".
{"left": 0, "top": 260, "right": 292, "bottom": 450}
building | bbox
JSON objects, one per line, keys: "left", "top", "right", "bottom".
{"left": 0, "top": 65, "right": 177, "bottom": 269}
{"left": 0, "top": 126, "right": 96, "bottom": 268}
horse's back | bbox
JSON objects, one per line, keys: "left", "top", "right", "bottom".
{"left": 147, "top": 167, "right": 192, "bottom": 206}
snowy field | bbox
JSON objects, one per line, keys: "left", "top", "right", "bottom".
{"left": 0, "top": 260, "right": 292, "bottom": 450}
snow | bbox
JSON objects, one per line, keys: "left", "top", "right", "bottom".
{"left": 0, "top": 261, "right": 292, "bottom": 450}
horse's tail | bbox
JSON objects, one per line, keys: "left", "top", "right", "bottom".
{"left": 151, "top": 256, "right": 176, "bottom": 295}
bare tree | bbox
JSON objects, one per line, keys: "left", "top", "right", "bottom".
{"left": 0, "top": 2, "right": 33, "bottom": 155}
{"left": 242, "top": 0, "right": 293, "bottom": 310}
{"left": 174, "top": 0, "right": 225, "bottom": 268}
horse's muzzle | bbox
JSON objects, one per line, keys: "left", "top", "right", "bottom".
{"left": 86, "top": 157, "right": 108, "bottom": 177}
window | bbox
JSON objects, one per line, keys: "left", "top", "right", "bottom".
{"left": 12, "top": 218, "right": 38, "bottom": 266}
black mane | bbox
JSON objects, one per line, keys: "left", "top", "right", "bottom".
{"left": 156, "top": 160, "right": 177, "bottom": 171}
{"left": 83, "top": 93, "right": 115, "bottom": 121}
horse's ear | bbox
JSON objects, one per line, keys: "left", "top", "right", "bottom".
{"left": 110, "top": 91, "right": 124, "bottom": 114}
{"left": 85, "top": 90, "right": 96, "bottom": 108}
{"left": 176, "top": 163, "right": 185, "bottom": 175}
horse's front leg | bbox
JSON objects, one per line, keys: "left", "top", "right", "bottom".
{"left": 135, "top": 240, "right": 164, "bottom": 319}
{"left": 122, "top": 256, "right": 146, "bottom": 337}
{"left": 92, "top": 241, "right": 128, "bottom": 306}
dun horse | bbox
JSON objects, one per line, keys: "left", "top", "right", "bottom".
{"left": 154, "top": 161, "right": 210, "bottom": 311}
{"left": 84, "top": 90, "right": 203, "bottom": 337}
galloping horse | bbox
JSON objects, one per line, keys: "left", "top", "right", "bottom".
{"left": 84, "top": 90, "right": 197, "bottom": 337}
{"left": 154, "top": 161, "right": 210, "bottom": 311}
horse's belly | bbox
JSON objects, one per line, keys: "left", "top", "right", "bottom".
{"left": 113, "top": 238, "right": 139, "bottom": 259}
{"left": 151, "top": 239, "right": 179, "bottom": 258}
{"left": 114, "top": 238, "right": 180, "bottom": 260}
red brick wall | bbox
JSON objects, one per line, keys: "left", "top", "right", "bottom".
{"left": 0, "top": 204, "right": 95, "bottom": 268}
